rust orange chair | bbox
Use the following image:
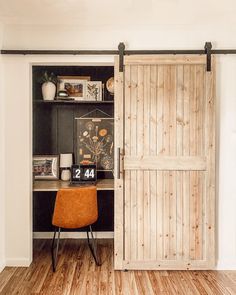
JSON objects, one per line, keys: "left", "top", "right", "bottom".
{"left": 51, "top": 186, "right": 100, "bottom": 272}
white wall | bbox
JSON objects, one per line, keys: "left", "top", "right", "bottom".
{"left": 3, "top": 56, "right": 32, "bottom": 266}
{"left": 1, "top": 2, "right": 236, "bottom": 270}
{"left": 0, "top": 22, "right": 6, "bottom": 272}
{"left": 217, "top": 56, "right": 236, "bottom": 270}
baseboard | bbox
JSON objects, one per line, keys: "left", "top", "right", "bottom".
{"left": 33, "top": 231, "right": 114, "bottom": 239}
{"left": 6, "top": 258, "right": 32, "bottom": 267}
{"left": 217, "top": 260, "right": 236, "bottom": 270}
{"left": 0, "top": 261, "right": 6, "bottom": 272}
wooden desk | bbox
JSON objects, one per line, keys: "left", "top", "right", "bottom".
{"left": 33, "top": 179, "right": 114, "bottom": 191}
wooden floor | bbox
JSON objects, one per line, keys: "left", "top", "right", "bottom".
{"left": 0, "top": 239, "right": 235, "bottom": 295}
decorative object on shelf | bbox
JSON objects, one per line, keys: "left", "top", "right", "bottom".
{"left": 75, "top": 109, "right": 114, "bottom": 171}
{"left": 106, "top": 77, "right": 114, "bottom": 95}
{"left": 57, "top": 89, "right": 69, "bottom": 98}
{"left": 102, "top": 83, "right": 105, "bottom": 101}
{"left": 39, "top": 71, "right": 59, "bottom": 101}
{"left": 60, "top": 153, "right": 73, "bottom": 181}
{"left": 71, "top": 164, "right": 97, "bottom": 184}
{"left": 86, "top": 81, "right": 102, "bottom": 101}
{"left": 57, "top": 76, "right": 90, "bottom": 100}
{"left": 33, "top": 155, "right": 59, "bottom": 180}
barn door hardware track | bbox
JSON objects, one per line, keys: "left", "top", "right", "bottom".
{"left": 2, "top": 41, "right": 236, "bottom": 72}
{"left": 118, "top": 42, "right": 125, "bottom": 72}
{"left": 205, "top": 42, "right": 212, "bottom": 71}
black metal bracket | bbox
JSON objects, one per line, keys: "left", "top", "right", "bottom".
{"left": 204, "top": 42, "right": 212, "bottom": 72}
{"left": 118, "top": 42, "right": 125, "bottom": 72}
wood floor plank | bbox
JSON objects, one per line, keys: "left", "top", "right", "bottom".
{"left": 0, "top": 267, "right": 18, "bottom": 293}
{"left": 0, "top": 239, "right": 235, "bottom": 295}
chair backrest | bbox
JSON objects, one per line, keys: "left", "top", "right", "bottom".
{"left": 52, "top": 186, "right": 98, "bottom": 229}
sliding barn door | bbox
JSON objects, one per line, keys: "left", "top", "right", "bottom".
{"left": 114, "top": 55, "right": 215, "bottom": 270}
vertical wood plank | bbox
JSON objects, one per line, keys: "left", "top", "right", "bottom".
{"left": 195, "top": 65, "right": 205, "bottom": 260}
{"left": 137, "top": 65, "right": 144, "bottom": 260}
{"left": 176, "top": 65, "right": 184, "bottom": 156}
{"left": 163, "top": 65, "right": 170, "bottom": 260}
{"left": 195, "top": 172, "right": 203, "bottom": 260}
{"left": 114, "top": 56, "right": 124, "bottom": 270}
{"left": 156, "top": 171, "right": 164, "bottom": 260}
{"left": 150, "top": 65, "right": 157, "bottom": 259}
{"left": 124, "top": 65, "right": 131, "bottom": 260}
{"left": 205, "top": 58, "right": 216, "bottom": 267}
{"left": 176, "top": 65, "right": 184, "bottom": 260}
{"left": 183, "top": 65, "right": 190, "bottom": 157}
{"left": 157, "top": 66, "right": 164, "bottom": 155}
{"left": 183, "top": 65, "right": 191, "bottom": 261}
{"left": 143, "top": 65, "right": 151, "bottom": 259}
{"left": 130, "top": 65, "right": 138, "bottom": 261}
{"left": 189, "top": 65, "right": 197, "bottom": 260}
{"left": 163, "top": 171, "right": 170, "bottom": 260}
{"left": 169, "top": 66, "right": 177, "bottom": 260}
{"left": 156, "top": 66, "right": 164, "bottom": 260}
{"left": 176, "top": 171, "right": 183, "bottom": 260}
{"left": 169, "top": 170, "right": 177, "bottom": 260}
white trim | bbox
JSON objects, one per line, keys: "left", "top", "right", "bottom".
{"left": 0, "top": 262, "right": 6, "bottom": 273}
{"left": 6, "top": 258, "right": 31, "bottom": 267}
{"left": 31, "top": 61, "right": 114, "bottom": 66}
{"left": 217, "top": 260, "right": 236, "bottom": 270}
{"left": 33, "top": 231, "right": 114, "bottom": 239}
{"left": 30, "top": 60, "right": 115, "bottom": 264}
{"left": 29, "top": 64, "right": 33, "bottom": 266}
{"left": 0, "top": 53, "right": 6, "bottom": 275}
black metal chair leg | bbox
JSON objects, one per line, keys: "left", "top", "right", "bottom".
{"left": 51, "top": 227, "right": 61, "bottom": 272}
{"left": 51, "top": 228, "right": 56, "bottom": 272}
{"left": 86, "top": 225, "right": 101, "bottom": 266}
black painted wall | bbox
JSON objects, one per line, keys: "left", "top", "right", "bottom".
{"left": 33, "top": 65, "right": 114, "bottom": 232}
{"left": 33, "top": 191, "right": 114, "bottom": 232}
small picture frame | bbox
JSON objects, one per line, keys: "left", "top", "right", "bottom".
{"left": 33, "top": 155, "right": 59, "bottom": 180}
{"left": 57, "top": 76, "right": 90, "bottom": 100}
{"left": 86, "top": 81, "right": 102, "bottom": 101}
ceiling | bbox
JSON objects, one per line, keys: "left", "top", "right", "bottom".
{"left": 0, "top": 0, "right": 236, "bottom": 26}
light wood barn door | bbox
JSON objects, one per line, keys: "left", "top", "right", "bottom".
{"left": 114, "top": 55, "right": 215, "bottom": 270}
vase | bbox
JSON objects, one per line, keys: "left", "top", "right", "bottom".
{"left": 61, "top": 169, "right": 71, "bottom": 181}
{"left": 42, "top": 82, "right": 56, "bottom": 101}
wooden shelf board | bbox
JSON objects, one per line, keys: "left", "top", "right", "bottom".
{"left": 33, "top": 179, "right": 114, "bottom": 191}
{"left": 34, "top": 100, "right": 114, "bottom": 104}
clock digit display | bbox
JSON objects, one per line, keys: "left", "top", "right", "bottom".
{"left": 75, "top": 169, "right": 81, "bottom": 178}
{"left": 84, "top": 168, "right": 95, "bottom": 179}
{"left": 71, "top": 164, "right": 96, "bottom": 183}
{"left": 90, "top": 169, "right": 95, "bottom": 178}
{"left": 84, "top": 169, "right": 90, "bottom": 178}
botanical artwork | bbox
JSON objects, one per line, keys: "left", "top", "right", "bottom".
{"left": 76, "top": 118, "right": 114, "bottom": 171}
{"left": 86, "top": 81, "right": 102, "bottom": 101}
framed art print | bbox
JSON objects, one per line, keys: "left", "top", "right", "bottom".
{"left": 33, "top": 155, "right": 59, "bottom": 180}
{"left": 86, "top": 81, "right": 102, "bottom": 101}
{"left": 57, "top": 76, "right": 90, "bottom": 100}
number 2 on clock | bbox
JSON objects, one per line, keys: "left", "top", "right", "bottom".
{"left": 75, "top": 169, "right": 80, "bottom": 178}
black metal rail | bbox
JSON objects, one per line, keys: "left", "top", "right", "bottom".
{"left": 2, "top": 42, "right": 236, "bottom": 72}
{"left": 0, "top": 49, "right": 118, "bottom": 55}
